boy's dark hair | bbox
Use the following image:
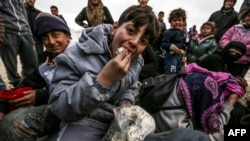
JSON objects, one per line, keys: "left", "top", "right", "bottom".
{"left": 118, "top": 5, "right": 160, "bottom": 44}
{"left": 201, "top": 21, "right": 217, "bottom": 35}
{"left": 239, "top": 7, "right": 250, "bottom": 21}
{"left": 50, "top": 5, "right": 58, "bottom": 10}
{"left": 168, "top": 8, "right": 186, "bottom": 23}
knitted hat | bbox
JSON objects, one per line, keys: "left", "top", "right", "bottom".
{"left": 34, "top": 12, "right": 70, "bottom": 41}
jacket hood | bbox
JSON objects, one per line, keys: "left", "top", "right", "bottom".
{"left": 77, "top": 24, "right": 112, "bottom": 55}
{"left": 223, "top": 0, "right": 237, "bottom": 8}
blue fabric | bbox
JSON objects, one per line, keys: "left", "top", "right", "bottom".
{"left": 163, "top": 53, "right": 183, "bottom": 74}
{"left": 145, "top": 128, "right": 210, "bottom": 141}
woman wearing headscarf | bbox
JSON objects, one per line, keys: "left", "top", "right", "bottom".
{"left": 75, "top": 0, "right": 114, "bottom": 28}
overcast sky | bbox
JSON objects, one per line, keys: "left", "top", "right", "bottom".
{"left": 35, "top": 0, "right": 243, "bottom": 32}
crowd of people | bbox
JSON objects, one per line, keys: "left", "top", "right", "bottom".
{"left": 0, "top": 0, "right": 250, "bottom": 141}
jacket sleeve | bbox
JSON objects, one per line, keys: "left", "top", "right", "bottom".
{"left": 161, "top": 30, "right": 173, "bottom": 52}
{"left": 75, "top": 7, "right": 87, "bottom": 27}
{"left": 103, "top": 6, "right": 114, "bottom": 25}
{"left": 16, "top": 69, "right": 49, "bottom": 105}
{"left": 208, "top": 102, "right": 233, "bottom": 141}
{"left": 219, "top": 26, "right": 235, "bottom": 48}
{"left": 48, "top": 54, "right": 137, "bottom": 121}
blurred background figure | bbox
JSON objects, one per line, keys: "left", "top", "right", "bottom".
{"left": 208, "top": 0, "right": 239, "bottom": 44}
{"left": 158, "top": 11, "right": 167, "bottom": 33}
{"left": 50, "top": 5, "right": 67, "bottom": 24}
{"left": 0, "top": 0, "right": 38, "bottom": 87}
{"left": 239, "top": 0, "right": 250, "bottom": 15}
{"left": 25, "top": 0, "right": 45, "bottom": 65}
{"left": 75, "top": 0, "right": 114, "bottom": 28}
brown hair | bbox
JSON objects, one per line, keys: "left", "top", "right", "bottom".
{"left": 118, "top": 5, "right": 160, "bottom": 44}
{"left": 239, "top": 7, "right": 250, "bottom": 22}
{"left": 200, "top": 21, "right": 216, "bottom": 34}
{"left": 168, "top": 8, "right": 186, "bottom": 23}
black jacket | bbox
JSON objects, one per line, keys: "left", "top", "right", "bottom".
{"left": 139, "top": 45, "right": 161, "bottom": 82}
{"left": 208, "top": 7, "right": 239, "bottom": 43}
{"left": 25, "top": 6, "right": 42, "bottom": 42}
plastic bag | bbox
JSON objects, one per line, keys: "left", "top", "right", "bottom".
{"left": 102, "top": 105, "right": 155, "bottom": 141}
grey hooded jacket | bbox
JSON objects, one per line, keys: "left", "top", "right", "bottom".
{"left": 48, "top": 24, "right": 143, "bottom": 131}
{"left": 0, "top": 0, "right": 32, "bottom": 35}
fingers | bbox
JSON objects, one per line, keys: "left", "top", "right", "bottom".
{"left": 226, "top": 93, "right": 239, "bottom": 106}
{"left": 114, "top": 48, "right": 132, "bottom": 73}
{"left": 97, "top": 50, "right": 132, "bottom": 87}
{"left": 0, "top": 112, "right": 4, "bottom": 121}
{"left": 115, "top": 48, "right": 131, "bottom": 61}
{"left": 8, "top": 94, "right": 35, "bottom": 107}
{"left": 16, "top": 124, "right": 38, "bottom": 138}
{"left": 123, "top": 52, "right": 132, "bottom": 71}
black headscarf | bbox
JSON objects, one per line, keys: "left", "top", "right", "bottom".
{"left": 222, "top": 41, "right": 247, "bottom": 64}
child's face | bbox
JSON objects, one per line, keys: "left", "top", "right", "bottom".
{"left": 200, "top": 25, "right": 213, "bottom": 37}
{"left": 111, "top": 21, "right": 148, "bottom": 58}
{"left": 170, "top": 17, "right": 184, "bottom": 30}
{"left": 42, "top": 31, "right": 70, "bottom": 55}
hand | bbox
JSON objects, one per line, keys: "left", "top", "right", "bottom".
{"left": 120, "top": 103, "right": 132, "bottom": 108}
{"left": 225, "top": 93, "right": 239, "bottom": 106}
{"left": 0, "top": 15, "right": 5, "bottom": 44}
{"left": 170, "top": 47, "right": 185, "bottom": 54}
{"left": 173, "top": 47, "right": 182, "bottom": 54}
{"left": 0, "top": 112, "right": 4, "bottom": 121}
{"left": 97, "top": 49, "right": 132, "bottom": 87}
{"left": 16, "top": 124, "right": 38, "bottom": 138}
{"left": 8, "top": 90, "right": 36, "bottom": 107}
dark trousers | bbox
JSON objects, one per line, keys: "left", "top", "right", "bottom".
{"left": 0, "top": 33, "right": 37, "bottom": 86}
